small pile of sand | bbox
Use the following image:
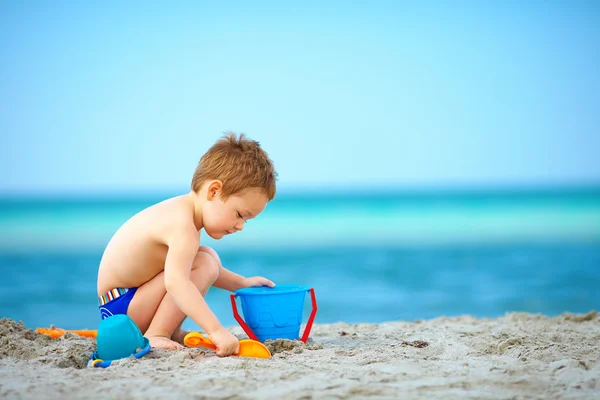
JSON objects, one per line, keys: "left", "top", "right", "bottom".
{"left": 0, "top": 318, "right": 95, "bottom": 369}
{"left": 264, "top": 338, "right": 324, "bottom": 355}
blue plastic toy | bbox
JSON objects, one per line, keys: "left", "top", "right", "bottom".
{"left": 90, "top": 314, "right": 151, "bottom": 368}
{"left": 231, "top": 284, "right": 318, "bottom": 343}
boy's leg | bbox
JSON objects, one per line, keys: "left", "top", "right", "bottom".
{"left": 127, "top": 247, "right": 221, "bottom": 350}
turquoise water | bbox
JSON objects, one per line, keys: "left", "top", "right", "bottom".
{"left": 0, "top": 188, "right": 599, "bottom": 331}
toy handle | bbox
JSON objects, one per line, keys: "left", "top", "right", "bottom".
{"left": 230, "top": 288, "right": 318, "bottom": 343}
{"left": 230, "top": 294, "right": 259, "bottom": 341}
{"left": 301, "top": 288, "right": 318, "bottom": 343}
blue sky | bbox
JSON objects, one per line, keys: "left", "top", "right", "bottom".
{"left": 1, "top": 1, "right": 598, "bottom": 194}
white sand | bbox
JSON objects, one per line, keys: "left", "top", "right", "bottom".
{"left": 1, "top": 311, "right": 599, "bottom": 399}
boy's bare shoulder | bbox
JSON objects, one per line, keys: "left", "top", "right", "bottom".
{"left": 139, "top": 195, "right": 199, "bottom": 244}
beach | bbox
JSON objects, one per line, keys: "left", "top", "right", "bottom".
{"left": 1, "top": 311, "right": 598, "bottom": 400}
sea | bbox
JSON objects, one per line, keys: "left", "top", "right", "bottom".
{"left": 0, "top": 187, "right": 599, "bottom": 332}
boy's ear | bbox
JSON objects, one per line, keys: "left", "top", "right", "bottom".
{"left": 207, "top": 180, "right": 223, "bottom": 200}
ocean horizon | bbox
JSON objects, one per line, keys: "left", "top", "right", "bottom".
{"left": 1, "top": 186, "right": 599, "bottom": 332}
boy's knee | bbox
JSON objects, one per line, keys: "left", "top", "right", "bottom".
{"left": 192, "top": 249, "right": 220, "bottom": 283}
{"left": 197, "top": 246, "right": 221, "bottom": 267}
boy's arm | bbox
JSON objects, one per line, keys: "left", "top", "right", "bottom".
{"left": 199, "top": 247, "right": 275, "bottom": 292}
{"left": 163, "top": 231, "right": 223, "bottom": 334}
{"left": 214, "top": 266, "right": 276, "bottom": 292}
{"left": 213, "top": 267, "right": 246, "bottom": 292}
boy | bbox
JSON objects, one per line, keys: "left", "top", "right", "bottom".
{"left": 96, "top": 132, "right": 277, "bottom": 357}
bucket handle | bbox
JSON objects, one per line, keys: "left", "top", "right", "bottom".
{"left": 230, "top": 293, "right": 259, "bottom": 341}
{"left": 301, "top": 288, "right": 318, "bottom": 343}
{"left": 230, "top": 288, "right": 318, "bottom": 343}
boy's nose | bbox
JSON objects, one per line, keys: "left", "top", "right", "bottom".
{"left": 234, "top": 221, "right": 244, "bottom": 231}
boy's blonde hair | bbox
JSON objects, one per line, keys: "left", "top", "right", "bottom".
{"left": 191, "top": 132, "right": 277, "bottom": 200}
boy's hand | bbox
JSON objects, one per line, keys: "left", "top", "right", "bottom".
{"left": 208, "top": 327, "right": 240, "bottom": 357}
{"left": 242, "top": 276, "right": 276, "bottom": 288}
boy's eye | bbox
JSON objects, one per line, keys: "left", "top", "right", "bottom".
{"left": 237, "top": 212, "right": 243, "bottom": 219}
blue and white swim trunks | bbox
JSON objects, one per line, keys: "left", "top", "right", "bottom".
{"left": 98, "top": 287, "right": 138, "bottom": 320}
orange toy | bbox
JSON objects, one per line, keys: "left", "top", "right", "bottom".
{"left": 35, "top": 327, "right": 98, "bottom": 339}
{"left": 184, "top": 331, "right": 271, "bottom": 359}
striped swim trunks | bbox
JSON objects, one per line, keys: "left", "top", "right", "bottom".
{"left": 98, "top": 287, "right": 138, "bottom": 320}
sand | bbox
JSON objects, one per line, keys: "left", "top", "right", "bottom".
{"left": 1, "top": 311, "right": 599, "bottom": 400}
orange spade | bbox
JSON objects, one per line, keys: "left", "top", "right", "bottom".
{"left": 35, "top": 327, "right": 98, "bottom": 339}
{"left": 184, "top": 332, "right": 271, "bottom": 359}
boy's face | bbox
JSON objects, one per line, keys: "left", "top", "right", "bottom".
{"left": 202, "top": 186, "right": 269, "bottom": 240}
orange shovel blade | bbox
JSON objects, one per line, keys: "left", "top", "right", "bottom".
{"left": 184, "top": 332, "right": 271, "bottom": 359}
{"left": 237, "top": 339, "right": 272, "bottom": 359}
{"left": 35, "top": 328, "right": 98, "bottom": 339}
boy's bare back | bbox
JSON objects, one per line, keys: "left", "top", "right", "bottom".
{"left": 97, "top": 194, "right": 198, "bottom": 296}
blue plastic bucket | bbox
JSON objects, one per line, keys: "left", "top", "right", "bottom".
{"left": 90, "top": 314, "right": 151, "bottom": 368}
{"left": 233, "top": 285, "right": 311, "bottom": 342}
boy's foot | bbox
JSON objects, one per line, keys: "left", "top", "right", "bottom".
{"left": 146, "top": 335, "right": 184, "bottom": 350}
{"left": 171, "top": 328, "right": 191, "bottom": 345}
